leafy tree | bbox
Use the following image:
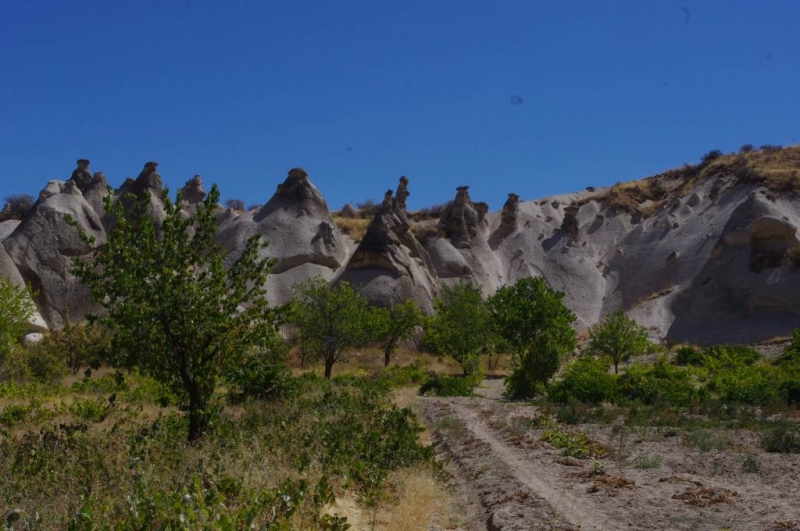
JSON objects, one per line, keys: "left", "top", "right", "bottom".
{"left": 587, "top": 309, "right": 650, "bottom": 374}
{"left": 0, "top": 277, "right": 35, "bottom": 381}
{"left": 425, "top": 282, "right": 490, "bottom": 376}
{"left": 287, "top": 278, "right": 373, "bottom": 378}
{"left": 486, "top": 276, "right": 576, "bottom": 398}
{"left": 373, "top": 300, "right": 423, "bottom": 367}
{"left": 69, "top": 185, "right": 277, "bottom": 441}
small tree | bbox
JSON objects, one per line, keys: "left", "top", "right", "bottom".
{"left": 487, "top": 276, "right": 576, "bottom": 398}
{"left": 373, "top": 299, "right": 423, "bottom": 367}
{"left": 69, "top": 185, "right": 277, "bottom": 441}
{"left": 425, "top": 282, "right": 490, "bottom": 376}
{"left": 587, "top": 309, "right": 651, "bottom": 374}
{"left": 287, "top": 278, "right": 373, "bottom": 378}
{"left": 0, "top": 277, "right": 35, "bottom": 381}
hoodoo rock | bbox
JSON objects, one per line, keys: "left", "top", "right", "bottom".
{"left": 69, "top": 159, "right": 92, "bottom": 192}
{"left": 215, "top": 168, "right": 351, "bottom": 305}
{"left": 438, "top": 186, "right": 481, "bottom": 249}
{"left": 4, "top": 146, "right": 800, "bottom": 345}
{"left": 338, "top": 177, "right": 438, "bottom": 312}
{"left": 181, "top": 175, "right": 206, "bottom": 205}
{"left": 3, "top": 179, "right": 106, "bottom": 328}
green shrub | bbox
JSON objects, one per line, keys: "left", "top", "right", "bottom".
{"left": 674, "top": 346, "right": 704, "bottom": 366}
{"left": 618, "top": 361, "right": 697, "bottom": 407}
{"left": 541, "top": 427, "right": 604, "bottom": 459}
{"left": 634, "top": 453, "right": 663, "bottom": 469}
{"left": 419, "top": 373, "right": 479, "bottom": 397}
{"left": 18, "top": 340, "right": 69, "bottom": 383}
{"left": 548, "top": 356, "right": 618, "bottom": 404}
{"left": 761, "top": 423, "right": 800, "bottom": 453}
{"left": 703, "top": 345, "right": 761, "bottom": 370}
{"left": 0, "top": 403, "right": 29, "bottom": 426}
{"left": 707, "top": 364, "right": 780, "bottom": 405}
{"left": 69, "top": 398, "right": 110, "bottom": 423}
{"left": 226, "top": 354, "right": 295, "bottom": 402}
{"left": 780, "top": 379, "right": 800, "bottom": 406}
{"left": 379, "top": 364, "right": 429, "bottom": 387}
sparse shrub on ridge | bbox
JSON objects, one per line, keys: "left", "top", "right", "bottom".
{"left": 0, "top": 194, "right": 34, "bottom": 222}
{"left": 701, "top": 149, "right": 724, "bottom": 164}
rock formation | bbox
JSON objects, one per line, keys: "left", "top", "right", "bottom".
{"left": 4, "top": 147, "right": 800, "bottom": 345}
{"left": 438, "top": 186, "right": 480, "bottom": 249}
{"left": 181, "top": 175, "right": 206, "bottom": 205}
{"left": 338, "top": 177, "right": 438, "bottom": 312}
{"left": 3, "top": 179, "right": 106, "bottom": 328}
{"left": 215, "top": 168, "right": 351, "bottom": 305}
{"left": 69, "top": 159, "right": 92, "bottom": 192}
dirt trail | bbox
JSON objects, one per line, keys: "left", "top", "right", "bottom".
{"left": 421, "top": 395, "right": 800, "bottom": 531}
{"left": 448, "top": 401, "right": 611, "bottom": 531}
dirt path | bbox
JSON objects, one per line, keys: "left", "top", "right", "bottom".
{"left": 421, "top": 395, "right": 800, "bottom": 531}
{"left": 449, "top": 400, "right": 611, "bottom": 531}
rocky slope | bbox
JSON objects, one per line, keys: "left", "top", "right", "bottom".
{"left": 3, "top": 147, "right": 800, "bottom": 345}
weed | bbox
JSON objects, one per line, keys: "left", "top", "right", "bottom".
{"left": 762, "top": 423, "right": 800, "bottom": 453}
{"left": 541, "top": 427, "right": 605, "bottom": 459}
{"left": 634, "top": 453, "right": 663, "bottom": 469}
{"left": 741, "top": 454, "right": 761, "bottom": 473}
{"left": 681, "top": 428, "right": 728, "bottom": 452}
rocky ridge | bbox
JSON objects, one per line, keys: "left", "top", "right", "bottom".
{"left": 3, "top": 146, "right": 800, "bottom": 345}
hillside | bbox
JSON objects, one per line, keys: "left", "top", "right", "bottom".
{"left": 3, "top": 145, "right": 800, "bottom": 345}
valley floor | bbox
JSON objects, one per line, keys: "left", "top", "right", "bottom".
{"left": 418, "top": 391, "right": 800, "bottom": 531}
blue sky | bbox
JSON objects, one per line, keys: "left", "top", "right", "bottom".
{"left": 1, "top": 1, "right": 799, "bottom": 211}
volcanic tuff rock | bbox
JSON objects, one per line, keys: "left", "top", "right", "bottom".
{"left": 337, "top": 178, "right": 438, "bottom": 312}
{"left": 3, "top": 180, "right": 106, "bottom": 328}
{"left": 215, "top": 168, "right": 351, "bottom": 305}
{"left": 4, "top": 147, "right": 800, "bottom": 344}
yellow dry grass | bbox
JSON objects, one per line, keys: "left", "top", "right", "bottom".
{"left": 333, "top": 216, "right": 371, "bottom": 242}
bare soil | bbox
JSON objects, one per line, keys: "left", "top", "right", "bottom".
{"left": 420, "top": 395, "right": 800, "bottom": 531}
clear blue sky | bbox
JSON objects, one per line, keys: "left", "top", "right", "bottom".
{"left": 1, "top": 1, "right": 798, "bottom": 211}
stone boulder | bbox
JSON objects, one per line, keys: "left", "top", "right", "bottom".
{"left": 438, "top": 186, "right": 481, "bottom": 249}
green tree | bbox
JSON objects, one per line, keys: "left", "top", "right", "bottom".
{"left": 69, "top": 185, "right": 277, "bottom": 441}
{"left": 587, "top": 309, "right": 651, "bottom": 374}
{"left": 425, "top": 282, "right": 490, "bottom": 376}
{"left": 287, "top": 278, "right": 373, "bottom": 378}
{"left": 373, "top": 300, "right": 423, "bottom": 367}
{"left": 0, "top": 277, "right": 35, "bottom": 381}
{"left": 486, "top": 276, "right": 576, "bottom": 398}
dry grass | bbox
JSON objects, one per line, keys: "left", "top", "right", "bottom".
{"left": 587, "top": 145, "right": 800, "bottom": 219}
{"left": 333, "top": 216, "right": 371, "bottom": 242}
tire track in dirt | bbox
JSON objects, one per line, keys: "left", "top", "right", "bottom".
{"left": 447, "top": 400, "right": 611, "bottom": 531}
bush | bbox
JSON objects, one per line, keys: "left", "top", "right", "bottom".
{"left": 702, "top": 345, "right": 761, "bottom": 370}
{"left": 618, "top": 361, "right": 697, "bottom": 407}
{"left": 0, "top": 277, "right": 36, "bottom": 382}
{"left": 379, "top": 364, "right": 429, "bottom": 387}
{"left": 739, "top": 144, "right": 754, "bottom": 153}
{"left": 707, "top": 364, "right": 780, "bottom": 405}
{"left": 674, "top": 345, "right": 704, "bottom": 366}
{"left": 226, "top": 355, "right": 295, "bottom": 403}
{"left": 419, "top": 373, "right": 480, "bottom": 397}
{"left": 548, "top": 356, "right": 618, "bottom": 404}
{"left": 701, "top": 149, "right": 724, "bottom": 164}
{"left": 762, "top": 423, "right": 800, "bottom": 453}
{"left": 586, "top": 309, "right": 650, "bottom": 374}
{"left": 0, "top": 194, "right": 34, "bottom": 222}
{"left": 224, "top": 198, "right": 245, "bottom": 211}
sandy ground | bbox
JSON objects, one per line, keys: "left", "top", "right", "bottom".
{"left": 420, "top": 394, "right": 800, "bottom": 531}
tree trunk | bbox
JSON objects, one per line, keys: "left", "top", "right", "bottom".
{"left": 324, "top": 355, "right": 335, "bottom": 379}
{"left": 182, "top": 370, "right": 208, "bottom": 442}
{"left": 383, "top": 341, "right": 396, "bottom": 367}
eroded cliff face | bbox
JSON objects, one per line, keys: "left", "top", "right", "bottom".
{"left": 5, "top": 148, "right": 800, "bottom": 344}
